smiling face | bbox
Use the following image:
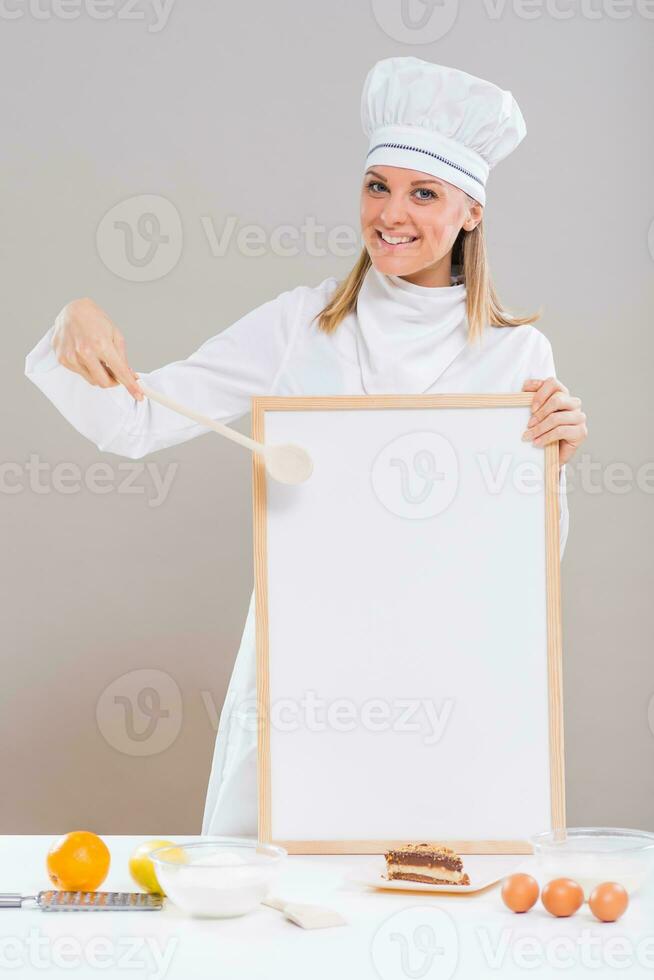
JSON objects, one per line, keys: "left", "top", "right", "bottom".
{"left": 360, "top": 165, "right": 483, "bottom": 286}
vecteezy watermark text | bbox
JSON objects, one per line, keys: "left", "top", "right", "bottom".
{"left": 209, "top": 691, "right": 456, "bottom": 746}
{"left": 201, "top": 214, "right": 360, "bottom": 259}
{"left": 0, "top": 928, "right": 177, "bottom": 979}
{"left": 477, "top": 925, "right": 654, "bottom": 970}
{"left": 95, "top": 194, "right": 361, "bottom": 282}
{"left": 0, "top": 455, "right": 178, "bottom": 507}
{"left": 370, "top": 0, "right": 654, "bottom": 46}
{"left": 0, "top": 0, "right": 176, "bottom": 32}
{"left": 95, "top": 667, "right": 457, "bottom": 755}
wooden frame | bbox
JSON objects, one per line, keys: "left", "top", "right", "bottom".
{"left": 252, "top": 394, "right": 565, "bottom": 855}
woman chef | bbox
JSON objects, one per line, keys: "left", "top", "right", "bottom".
{"left": 25, "top": 57, "right": 588, "bottom": 837}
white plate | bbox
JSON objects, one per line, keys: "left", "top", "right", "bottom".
{"left": 346, "top": 855, "right": 526, "bottom": 895}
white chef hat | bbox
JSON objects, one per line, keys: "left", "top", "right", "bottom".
{"left": 361, "top": 57, "right": 526, "bottom": 206}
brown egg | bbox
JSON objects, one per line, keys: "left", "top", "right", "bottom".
{"left": 589, "top": 882, "right": 629, "bottom": 922}
{"left": 501, "top": 873, "right": 540, "bottom": 913}
{"left": 541, "top": 878, "right": 584, "bottom": 917}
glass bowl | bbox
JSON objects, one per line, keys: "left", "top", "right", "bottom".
{"left": 530, "top": 827, "right": 654, "bottom": 899}
{"left": 150, "top": 838, "right": 287, "bottom": 918}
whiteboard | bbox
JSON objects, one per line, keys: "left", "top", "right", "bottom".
{"left": 252, "top": 395, "right": 564, "bottom": 855}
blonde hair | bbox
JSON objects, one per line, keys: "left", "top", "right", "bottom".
{"left": 315, "top": 203, "right": 541, "bottom": 344}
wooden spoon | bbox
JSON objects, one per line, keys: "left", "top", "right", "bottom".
{"left": 137, "top": 383, "right": 313, "bottom": 485}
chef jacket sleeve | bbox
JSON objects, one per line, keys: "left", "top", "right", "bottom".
{"left": 24, "top": 290, "right": 299, "bottom": 460}
{"left": 530, "top": 332, "right": 570, "bottom": 559}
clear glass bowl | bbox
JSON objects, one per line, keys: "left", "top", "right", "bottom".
{"left": 530, "top": 827, "right": 654, "bottom": 899}
{"left": 150, "top": 838, "right": 287, "bottom": 918}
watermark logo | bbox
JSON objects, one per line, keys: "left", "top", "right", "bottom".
{"left": 482, "top": 0, "right": 654, "bottom": 20}
{"left": 0, "top": 0, "right": 176, "bottom": 33}
{"left": 96, "top": 194, "right": 183, "bottom": 282}
{"left": 96, "top": 668, "right": 183, "bottom": 756}
{"left": 207, "top": 691, "right": 456, "bottom": 746}
{"left": 0, "top": 928, "right": 177, "bottom": 978}
{"left": 370, "top": 0, "right": 654, "bottom": 37}
{"left": 371, "top": 431, "right": 459, "bottom": 520}
{"left": 370, "top": 0, "right": 460, "bottom": 42}
{"left": 201, "top": 214, "right": 360, "bottom": 258}
{"left": 97, "top": 200, "right": 360, "bottom": 275}
{"left": 0, "top": 455, "right": 178, "bottom": 508}
{"left": 370, "top": 906, "right": 459, "bottom": 979}
{"left": 477, "top": 925, "right": 654, "bottom": 971}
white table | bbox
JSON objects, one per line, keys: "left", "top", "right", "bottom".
{"left": 1, "top": 836, "right": 653, "bottom": 978}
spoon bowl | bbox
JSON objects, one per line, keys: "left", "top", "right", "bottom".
{"left": 138, "top": 382, "right": 313, "bottom": 485}
{"left": 264, "top": 444, "right": 313, "bottom": 485}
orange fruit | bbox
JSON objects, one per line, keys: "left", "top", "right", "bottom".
{"left": 46, "top": 831, "right": 111, "bottom": 891}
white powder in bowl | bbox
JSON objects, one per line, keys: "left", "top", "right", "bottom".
{"left": 191, "top": 852, "right": 248, "bottom": 867}
{"left": 157, "top": 850, "right": 277, "bottom": 918}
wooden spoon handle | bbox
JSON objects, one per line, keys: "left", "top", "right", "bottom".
{"left": 138, "top": 383, "right": 265, "bottom": 456}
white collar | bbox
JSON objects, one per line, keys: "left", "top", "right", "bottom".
{"left": 355, "top": 263, "right": 469, "bottom": 394}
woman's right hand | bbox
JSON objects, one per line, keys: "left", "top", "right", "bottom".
{"left": 52, "top": 298, "right": 144, "bottom": 401}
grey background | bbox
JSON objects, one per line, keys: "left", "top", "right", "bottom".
{"left": 2, "top": 1, "right": 652, "bottom": 833}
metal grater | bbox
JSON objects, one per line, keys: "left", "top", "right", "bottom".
{"left": 0, "top": 890, "right": 164, "bottom": 911}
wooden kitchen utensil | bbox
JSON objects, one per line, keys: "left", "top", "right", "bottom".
{"left": 138, "top": 383, "right": 313, "bottom": 485}
{"left": 261, "top": 894, "right": 347, "bottom": 928}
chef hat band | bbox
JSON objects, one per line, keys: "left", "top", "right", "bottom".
{"left": 366, "top": 125, "right": 489, "bottom": 204}
{"left": 361, "top": 57, "right": 527, "bottom": 207}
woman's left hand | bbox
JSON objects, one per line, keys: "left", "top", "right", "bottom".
{"left": 521, "top": 377, "right": 588, "bottom": 467}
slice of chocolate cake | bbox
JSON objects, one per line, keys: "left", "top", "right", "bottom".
{"left": 384, "top": 843, "right": 470, "bottom": 885}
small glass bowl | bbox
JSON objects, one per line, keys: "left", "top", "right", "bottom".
{"left": 530, "top": 827, "right": 654, "bottom": 899}
{"left": 150, "top": 838, "right": 287, "bottom": 918}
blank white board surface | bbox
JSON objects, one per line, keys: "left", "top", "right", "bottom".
{"left": 252, "top": 396, "right": 564, "bottom": 854}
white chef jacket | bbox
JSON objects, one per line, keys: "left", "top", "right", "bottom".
{"left": 24, "top": 266, "right": 569, "bottom": 838}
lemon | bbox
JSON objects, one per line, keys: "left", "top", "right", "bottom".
{"left": 128, "top": 839, "right": 186, "bottom": 894}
